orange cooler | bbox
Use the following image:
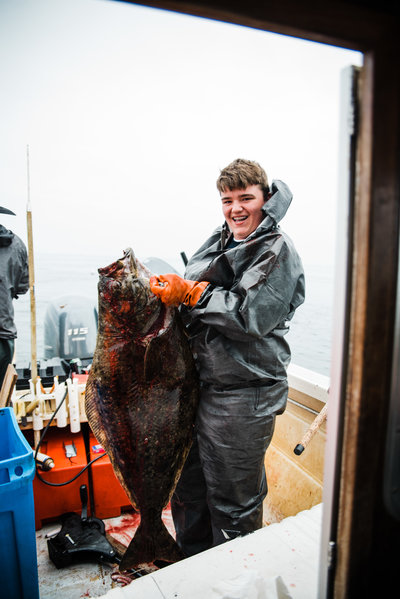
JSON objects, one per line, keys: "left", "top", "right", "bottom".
{"left": 33, "top": 429, "right": 89, "bottom": 530}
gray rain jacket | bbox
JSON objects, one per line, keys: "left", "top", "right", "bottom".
{"left": 0, "top": 225, "right": 29, "bottom": 338}
{"left": 182, "top": 180, "right": 305, "bottom": 413}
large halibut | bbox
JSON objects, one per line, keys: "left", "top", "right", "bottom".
{"left": 85, "top": 248, "right": 199, "bottom": 570}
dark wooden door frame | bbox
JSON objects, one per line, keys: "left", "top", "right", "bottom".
{"left": 117, "top": 2, "right": 400, "bottom": 595}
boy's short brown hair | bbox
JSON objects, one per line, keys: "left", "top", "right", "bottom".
{"left": 216, "top": 159, "right": 270, "bottom": 199}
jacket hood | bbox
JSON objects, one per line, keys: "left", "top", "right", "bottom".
{"left": 0, "top": 224, "right": 14, "bottom": 247}
{"left": 261, "top": 179, "right": 292, "bottom": 226}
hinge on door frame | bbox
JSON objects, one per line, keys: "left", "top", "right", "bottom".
{"left": 348, "top": 66, "right": 360, "bottom": 137}
{"left": 328, "top": 541, "right": 337, "bottom": 571}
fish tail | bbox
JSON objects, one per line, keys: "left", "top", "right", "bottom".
{"left": 119, "top": 519, "right": 184, "bottom": 571}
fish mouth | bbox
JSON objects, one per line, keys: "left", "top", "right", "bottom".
{"left": 99, "top": 248, "right": 152, "bottom": 281}
{"left": 124, "top": 248, "right": 153, "bottom": 280}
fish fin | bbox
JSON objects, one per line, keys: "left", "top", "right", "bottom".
{"left": 84, "top": 382, "right": 109, "bottom": 449}
{"left": 119, "top": 519, "right": 184, "bottom": 571}
{"left": 85, "top": 380, "right": 139, "bottom": 510}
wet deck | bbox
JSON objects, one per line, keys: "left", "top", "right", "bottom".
{"left": 36, "top": 504, "right": 322, "bottom": 599}
{"left": 36, "top": 508, "right": 176, "bottom": 598}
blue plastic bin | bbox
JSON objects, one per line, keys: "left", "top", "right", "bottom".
{"left": 0, "top": 407, "right": 39, "bottom": 599}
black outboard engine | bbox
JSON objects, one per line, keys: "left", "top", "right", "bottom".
{"left": 44, "top": 295, "right": 98, "bottom": 374}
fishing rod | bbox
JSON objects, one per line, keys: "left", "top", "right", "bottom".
{"left": 26, "top": 145, "right": 39, "bottom": 442}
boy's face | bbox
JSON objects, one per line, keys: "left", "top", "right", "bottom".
{"left": 220, "top": 184, "right": 265, "bottom": 240}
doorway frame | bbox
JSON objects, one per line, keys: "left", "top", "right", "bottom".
{"left": 119, "top": 1, "right": 400, "bottom": 595}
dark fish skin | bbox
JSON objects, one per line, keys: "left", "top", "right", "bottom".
{"left": 85, "top": 248, "right": 199, "bottom": 571}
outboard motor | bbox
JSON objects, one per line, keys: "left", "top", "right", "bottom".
{"left": 44, "top": 295, "right": 98, "bottom": 373}
{"left": 142, "top": 256, "right": 181, "bottom": 275}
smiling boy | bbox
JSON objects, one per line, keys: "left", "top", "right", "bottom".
{"left": 150, "top": 158, "right": 305, "bottom": 556}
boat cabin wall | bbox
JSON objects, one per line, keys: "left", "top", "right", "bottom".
{"left": 263, "top": 364, "right": 328, "bottom": 523}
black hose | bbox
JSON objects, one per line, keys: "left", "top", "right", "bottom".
{"left": 34, "top": 380, "right": 107, "bottom": 487}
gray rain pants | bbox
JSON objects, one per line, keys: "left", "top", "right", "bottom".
{"left": 171, "top": 384, "right": 277, "bottom": 557}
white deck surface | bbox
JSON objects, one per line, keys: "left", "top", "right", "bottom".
{"left": 36, "top": 504, "right": 322, "bottom": 599}
{"left": 98, "top": 504, "right": 322, "bottom": 599}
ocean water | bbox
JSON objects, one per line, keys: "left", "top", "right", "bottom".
{"left": 287, "top": 263, "right": 334, "bottom": 377}
{"left": 13, "top": 254, "right": 333, "bottom": 377}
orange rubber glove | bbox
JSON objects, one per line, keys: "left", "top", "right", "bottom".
{"left": 149, "top": 274, "right": 209, "bottom": 307}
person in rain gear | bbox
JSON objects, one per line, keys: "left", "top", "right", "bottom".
{"left": 0, "top": 206, "right": 29, "bottom": 388}
{"left": 150, "top": 158, "right": 305, "bottom": 557}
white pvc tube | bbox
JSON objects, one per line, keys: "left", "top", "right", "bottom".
{"left": 67, "top": 378, "right": 80, "bottom": 433}
{"left": 55, "top": 380, "right": 68, "bottom": 428}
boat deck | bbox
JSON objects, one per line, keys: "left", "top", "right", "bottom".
{"left": 36, "top": 507, "right": 176, "bottom": 598}
{"left": 36, "top": 504, "right": 322, "bottom": 599}
{"left": 30, "top": 364, "right": 326, "bottom": 598}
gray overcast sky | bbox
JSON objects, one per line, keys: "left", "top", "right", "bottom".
{"left": 0, "top": 0, "right": 362, "bottom": 272}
